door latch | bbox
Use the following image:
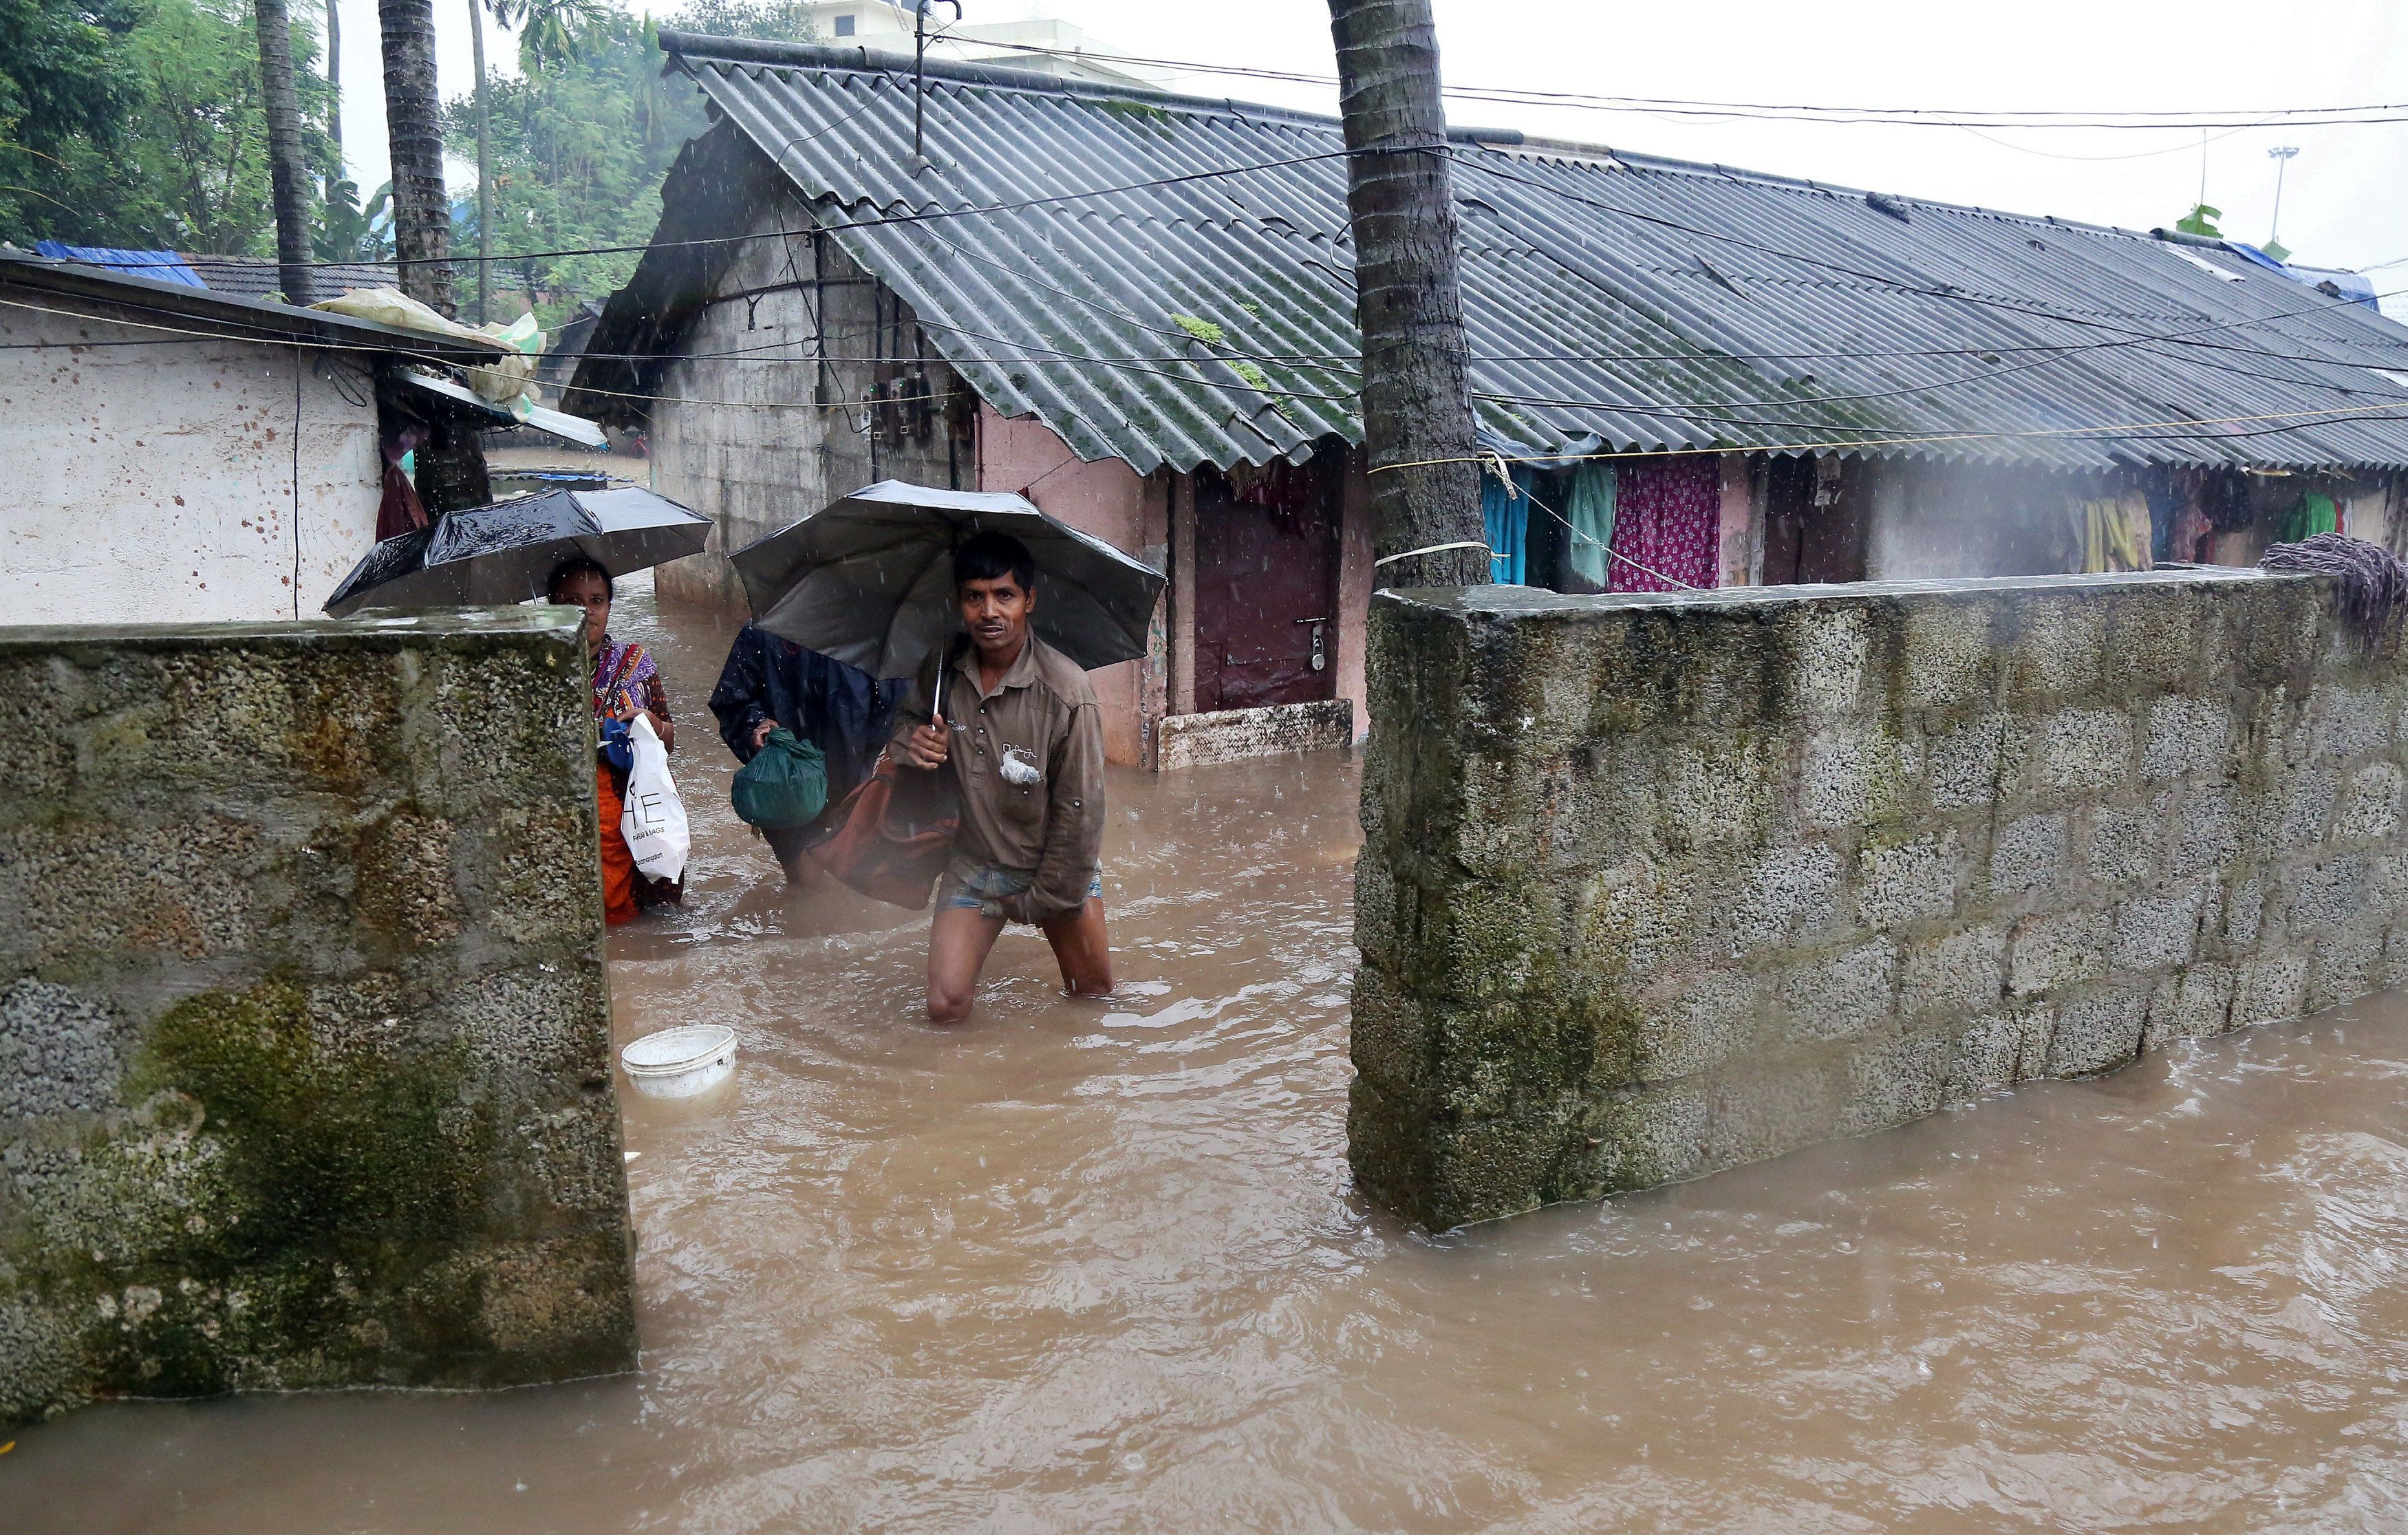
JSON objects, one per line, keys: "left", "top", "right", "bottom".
{"left": 1297, "top": 616, "right": 1329, "bottom": 672}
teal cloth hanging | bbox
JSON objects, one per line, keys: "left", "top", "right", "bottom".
{"left": 1567, "top": 461, "right": 1617, "bottom": 587}
{"left": 1481, "top": 464, "right": 1531, "bottom": 584}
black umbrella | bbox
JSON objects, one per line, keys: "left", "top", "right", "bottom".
{"left": 727, "top": 481, "right": 1165, "bottom": 676}
{"left": 323, "top": 486, "right": 712, "bottom": 616}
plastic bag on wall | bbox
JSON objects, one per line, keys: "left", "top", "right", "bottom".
{"left": 310, "top": 288, "right": 544, "bottom": 406}
{"left": 620, "top": 713, "right": 690, "bottom": 883}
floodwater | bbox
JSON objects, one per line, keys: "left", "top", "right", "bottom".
{"left": 17, "top": 579, "right": 2408, "bottom": 1532}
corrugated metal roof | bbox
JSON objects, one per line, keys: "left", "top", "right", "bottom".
{"left": 623, "top": 32, "right": 2408, "bottom": 474}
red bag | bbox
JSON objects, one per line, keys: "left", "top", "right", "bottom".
{"left": 808, "top": 749, "right": 958, "bottom": 909}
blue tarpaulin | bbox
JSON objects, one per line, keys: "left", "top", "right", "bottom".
{"left": 32, "top": 241, "right": 206, "bottom": 288}
{"left": 2223, "top": 241, "right": 2381, "bottom": 312}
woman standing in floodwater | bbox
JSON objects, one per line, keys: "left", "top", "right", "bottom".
{"left": 549, "top": 556, "right": 680, "bottom": 926}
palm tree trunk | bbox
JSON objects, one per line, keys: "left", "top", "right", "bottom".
{"left": 1326, "top": 0, "right": 1486, "bottom": 588}
{"left": 254, "top": 0, "right": 317, "bottom": 304}
{"left": 466, "top": 0, "right": 492, "bottom": 324}
{"left": 378, "top": 0, "right": 455, "bottom": 316}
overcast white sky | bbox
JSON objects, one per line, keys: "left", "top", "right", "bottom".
{"left": 333, "top": 0, "right": 2408, "bottom": 296}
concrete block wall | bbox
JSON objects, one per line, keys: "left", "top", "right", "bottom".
{"left": 1351, "top": 570, "right": 2407, "bottom": 1230}
{"left": 649, "top": 202, "right": 973, "bottom": 614}
{"left": 0, "top": 610, "right": 636, "bottom": 1424}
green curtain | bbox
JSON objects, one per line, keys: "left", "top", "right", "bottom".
{"left": 2281, "top": 493, "right": 2337, "bottom": 542}
{"left": 1568, "top": 461, "right": 1617, "bottom": 587}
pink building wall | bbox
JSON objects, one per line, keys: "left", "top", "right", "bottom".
{"left": 976, "top": 408, "right": 1374, "bottom": 760}
{"left": 1718, "top": 452, "right": 1756, "bottom": 588}
{"left": 1337, "top": 448, "right": 1375, "bottom": 739}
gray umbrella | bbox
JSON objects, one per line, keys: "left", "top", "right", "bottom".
{"left": 323, "top": 486, "right": 712, "bottom": 616}
{"left": 728, "top": 481, "right": 1166, "bottom": 676}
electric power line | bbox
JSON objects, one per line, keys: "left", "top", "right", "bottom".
{"left": 958, "top": 36, "right": 2408, "bottom": 130}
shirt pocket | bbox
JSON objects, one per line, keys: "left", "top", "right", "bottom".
{"left": 996, "top": 740, "right": 1046, "bottom": 826}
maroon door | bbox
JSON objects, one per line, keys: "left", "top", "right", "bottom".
{"left": 1761, "top": 455, "right": 1868, "bottom": 584}
{"left": 1194, "top": 467, "right": 1340, "bottom": 713}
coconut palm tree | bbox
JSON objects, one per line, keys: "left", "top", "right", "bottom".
{"left": 253, "top": 0, "right": 316, "bottom": 303}
{"left": 1325, "top": 0, "right": 1485, "bottom": 588}
{"left": 378, "top": 0, "right": 453, "bottom": 314}
{"left": 492, "top": 0, "right": 603, "bottom": 69}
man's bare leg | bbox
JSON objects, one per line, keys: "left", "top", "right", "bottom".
{"left": 1040, "top": 897, "right": 1114, "bottom": 997}
{"left": 926, "top": 905, "right": 1007, "bottom": 1024}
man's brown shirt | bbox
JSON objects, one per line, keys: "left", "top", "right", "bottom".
{"left": 892, "top": 634, "right": 1105, "bottom": 923}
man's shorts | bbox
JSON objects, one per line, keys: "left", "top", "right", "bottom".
{"left": 937, "top": 856, "right": 1103, "bottom": 919}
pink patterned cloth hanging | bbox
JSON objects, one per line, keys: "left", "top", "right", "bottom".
{"left": 1607, "top": 455, "right": 1721, "bottom": 593}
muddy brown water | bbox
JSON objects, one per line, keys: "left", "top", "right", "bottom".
{"left": 17, "top": 581, "right": 2408, "bottom": 1532}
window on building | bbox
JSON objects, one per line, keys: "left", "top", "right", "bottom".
{"left": 834, "top": 12, "right": 856, "bottom": 34}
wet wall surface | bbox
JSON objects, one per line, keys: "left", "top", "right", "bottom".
{"left": 1353, "top": 572, "right": 2408, "bottom": 1227}
{"left": 12, "top": 581, "right": 2408, "bottom": 1532}
{"left": 0, "top": 610, "right": 632, "bottom": 1424}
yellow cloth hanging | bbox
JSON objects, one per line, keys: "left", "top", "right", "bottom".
{"left": 2074, "top": 493, "right": 2154, "bottom": 573}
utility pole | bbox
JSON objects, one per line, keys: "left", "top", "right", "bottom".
{"left": 327, "top": 0, "right": 342, "bottom": 159}
{"left": 914, "top": 0, "right": 962, "bottom": 165}
{"left": 468, "top": 0, "right": 492, "bottom": 323}
{"left": 2266, "top": 145, "right": 2300, "bottom": 262}
{"left": 1326, "top": 0, "right": 1488, "bottom": 589}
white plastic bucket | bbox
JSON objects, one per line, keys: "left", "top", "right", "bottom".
{"left": 619, "top": 1024, "right": 737, "bottom": 1099}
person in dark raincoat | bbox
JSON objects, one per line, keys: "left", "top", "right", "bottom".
{"left": 709, "top": 626, "right": 910, "bottom": 883}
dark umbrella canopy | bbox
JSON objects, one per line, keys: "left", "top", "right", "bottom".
{"left": 323, "top": 486, "right": 712, "bottom": 616}
{"left": 728, "top": 482, "right": 1166, "bottom": 676}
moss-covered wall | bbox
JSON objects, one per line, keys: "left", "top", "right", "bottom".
{"left": 0, "top": 610, "right": 635, "bottom": 1425}
{"left": 1353, "top": 571, "right": 2408, "bottom": 1230}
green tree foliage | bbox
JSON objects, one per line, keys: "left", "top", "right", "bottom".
{"left": 444, "top": 12, "right": 697, "bottom": 325}
{"left": 0, "top": 0, "right": 363, "bottom": 258}
{"left": 446, "top": 0, "right": 817, "bottom": 325}
{"left": 1, "top": 0, "right": 158, "bottom": 240}
{"left": 4, "top": 0, "right": 814, "bottom": 288}
{"left": 488, "top": 0, "right": 605, "bottom": 69}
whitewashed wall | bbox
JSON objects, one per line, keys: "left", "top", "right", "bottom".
{"left": 0, "top": 308, "right": 383, "bottom": 625}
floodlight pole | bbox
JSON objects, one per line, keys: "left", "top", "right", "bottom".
{"left": 2268, "top": 146, "right": 2300, "bottom": 250}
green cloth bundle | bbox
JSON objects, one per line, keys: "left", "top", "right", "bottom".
{"left": 731, "top": 728, "right": 829, "bottom": 830}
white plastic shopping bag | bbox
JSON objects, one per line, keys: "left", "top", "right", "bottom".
{"left": 621, "top": 713, "right": 690, "bottom": 883}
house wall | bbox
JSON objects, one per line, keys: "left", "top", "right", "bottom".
{"left": 1337, "top": 448, "right": 1377, "bottom": 738}
{"left": 0, "top": 609, "right": 636, "bottom": 1425}
{"left": 0, "top": 309, "right": 382, "bottom": 624}
{"left": 645, "top": 202, "right": 971, "bottom": 614}
{"left": 1717, "top": 452, "right": 1755, "bottom": 587}
{"left": 1351, "top": 570, "right": 2408, "bottom": 1230}
{"left": 1862, "top": 459, "right": 2091, "bottom": 581}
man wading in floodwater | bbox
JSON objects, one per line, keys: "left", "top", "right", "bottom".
{"left": 894, "top": 531, "right": 1112, "bottom": 1023}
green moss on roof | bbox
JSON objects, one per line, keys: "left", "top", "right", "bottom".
{"left": 1100, "top": 99, "right": 1173, "bottom": 128}
{"left": 1170, "top": 314, "right": 1225, "bottom": 346}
